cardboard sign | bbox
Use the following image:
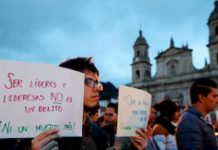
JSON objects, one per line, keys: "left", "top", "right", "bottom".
{"left": 0, "top": 60, "right": 84, "bottom": 138}
{"left": 116, "top": 85, "right": 151, "bottom": 137}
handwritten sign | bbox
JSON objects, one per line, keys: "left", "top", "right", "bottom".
{"left": 0, "top": 60, "right": 84, "bottom": 138}
{"left": 116, "top": 85, "right": 151, "bottom": 137}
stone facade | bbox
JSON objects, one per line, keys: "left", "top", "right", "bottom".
{"left": 131, "top": 1, "right": 218, "bottom": 106}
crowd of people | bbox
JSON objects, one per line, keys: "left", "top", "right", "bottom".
{"left": 0, "top": 57, "right": 218, "bottom": 150}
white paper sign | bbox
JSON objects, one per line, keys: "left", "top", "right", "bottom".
{"left": 0, "top": 60, "right": 84, "bottom": 138}
{"left": 116, "top": 85, "right": 151, "bottom": 137}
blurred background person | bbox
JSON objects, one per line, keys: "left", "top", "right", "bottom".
{"left": 171, "top": 103, "right": 182, "bottom": 127}
{"left": 88, "top": 109, "right": 100, "bottom": 122}
{"left": 102, "top": 102, "right": 118, "bottom": 147}
{"left": 145, "top": 106, "right": 159, "bottom": 150}
{"left": 153, "top": 99, "right": 178, "bottom": 150}
{"left": 102, "top": 102, "right": 148, "bottom": 150}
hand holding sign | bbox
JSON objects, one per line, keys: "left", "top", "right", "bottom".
{"left": 116, "top": 85, "right": 151, "bottom": 137}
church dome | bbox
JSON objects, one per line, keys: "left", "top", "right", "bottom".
{"left": 133, "top": 30, "right": 148, "bottom": 48}
{"left": 208, "top": 1, "right": 218, "bottom": 24}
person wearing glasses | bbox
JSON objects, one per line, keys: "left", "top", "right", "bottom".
{"left": 31, "top": 57, "right": 146, "bottom": 150}
{"left": 31, "top": 57, "right": 148, "bottom": 150}
{"left": 0, "top": 57, "right": 148, "bottom": 150}
{"left": 0, "top": 57, "right": 106, "bottom": 150}
{"left": 31, "top": 57, "right": 107, "bottom": 150}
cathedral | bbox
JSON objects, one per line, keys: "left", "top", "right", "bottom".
{"left": 130, "top": 1, "right": 218, "bottom": 106}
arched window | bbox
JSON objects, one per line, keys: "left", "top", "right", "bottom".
{"left": 136, "top": 51, "right": 140, "bottom": 57}
{"left": 170, "top": 65, "right": 176, "bottom": 75}
{"left": 136, "top": 70, "right": 140, "bottom": 80}
{"left": 167, "top": 59, "right": 178, "bottom": 76}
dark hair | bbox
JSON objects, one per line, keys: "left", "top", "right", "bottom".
{"left": 190, "top": 78, "right": 217, "bottom": 104}
{"left": 59, "top": 57, "right": 99, "bottom": 74}
{"left": 107, "top": 102, "right": 118, "bottom": 114}
{"left": 153, "top": 99, "right": 178, "bottom": 120}
{"left": 88, "top": 109, "right": 98, "bottom": 117}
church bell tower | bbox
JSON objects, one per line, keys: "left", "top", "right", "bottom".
{"left": 207, "top": 0, "right": 218, "bottom": 69}
{"left": 132, "top": 30, "right": 151, "bottom": 83}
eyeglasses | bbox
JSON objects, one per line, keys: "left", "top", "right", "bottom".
{"left": 85, "top": 78, "right": 103, "bottom": 91}
{"left": 104, "top": 113, "right": 117, "bottom": 117}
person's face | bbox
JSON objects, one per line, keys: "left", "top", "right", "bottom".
{"left": 173, "top": 110, "right": 181, "bottom": 121}
{"left": 104, "top": 107, "right": 117, "bottom": 126}
{"left": 148, "top": 107, "right": 156, "bottom": 125}
{"left": 84, "top": 69, "right": 102, "bottom": 111}
{"left": 202, "top": 87, "right": 218, "bottom": 113}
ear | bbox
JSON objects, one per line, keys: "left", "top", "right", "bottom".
{"left": 198, "top": 94, "right": 205, "bottom": 103}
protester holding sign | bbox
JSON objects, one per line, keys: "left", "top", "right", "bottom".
{"left": 114, "top": 106, "right": 159, "bottom": 150}
{"left": 103, "top": 102, "right": 148, "bottom": 150}
{"left": 0, "top": 57, "right": 148, "bottom": 150}
{"left": 101, "top": 85, "right": 153, "bottom": 150}
{"left": 31, "top": 57, "right": 107, "bottom": 150}
{"left": 31, "top": 57, "right": 149, "bottom": 150}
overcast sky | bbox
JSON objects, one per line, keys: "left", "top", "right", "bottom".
{"left": 0, "top": 0, "right": 215, "bottom": 87}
